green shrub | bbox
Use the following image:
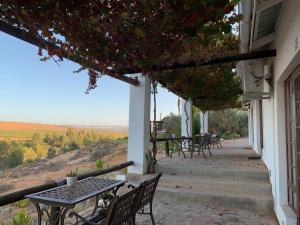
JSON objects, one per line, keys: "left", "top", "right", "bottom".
{"left": 8, "top": 149, "right": 23, "bottom": 167}
{"left": 96, "top": 159, "right": 105, "bottom": 169}
{"left": 162, "top": 113, "right": 181, "bottom": 136}
{"left": 15, "top": 199, "right": 30, "bottom": 208}
{"left": 47, "top": 147, "right": 57, "bottom": 158}
{"left": 208, "top": 109, "right": 248, "bottom": 137}
{"left": 9, "top": 210, "right": 33, "bottom": 225}
{"left": 222, "top": 131, "right": 240, "bottom": 140}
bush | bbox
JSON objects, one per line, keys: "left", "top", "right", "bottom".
{"left": 15, "top": 199, "right": 30, "bottom": 208}
{"left": 208, "top": 109, "right": 248, "bottom": 137}
{"left": 8, "top": 149, "right": 23, "bottom": 167}
{"left": 34, "top": 143, "right": 48, "bottom": 158}
{"left": 22, "top": 147, "right": 37, "bottom": 162}
{"left": 222, "top": 131, "right": 240, "bottom": 140}
{"left": 47, "top": 147, "right": 57, "bottom": 158}
{"left": 0, "top": 183, "right": 15, "bottom": 193}
{"left": 162, "top": 113, "right": 181, "bottom": 136}
{"left": 96, "top": 159, "right": 105, "bottom": 169}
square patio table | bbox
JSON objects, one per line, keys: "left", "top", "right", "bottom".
{"left": 26, "top": 177, "right": 126, "bottom": 225}
{"left": 153, "top": 137, "right": 194, "bottom": 158}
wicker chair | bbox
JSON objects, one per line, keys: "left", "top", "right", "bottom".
{"left": 69, "top": 187, "right": 141, "bottom": 225}
{"left": 129, "top": 173, "right": 162, "bottom": 225}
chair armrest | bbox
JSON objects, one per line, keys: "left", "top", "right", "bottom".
{"left": 128, "top": 184, "right": 136, "bottom": 189}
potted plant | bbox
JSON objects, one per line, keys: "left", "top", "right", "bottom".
{"left": 66, "top": 169, "right": 78, "bottom": 187}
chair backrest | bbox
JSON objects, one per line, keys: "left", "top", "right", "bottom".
{"left": 136, "top": 173, "right": 162, "bottom": 211}
{"left": 104, "top": 187, "right": 140, "bottom": 225}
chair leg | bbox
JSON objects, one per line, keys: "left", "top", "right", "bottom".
{"left": 132, "top": 215, "right": 136, "bottom": 225}
{"left": 208, "top": 148, "right": 212, "bottom": 156}
{"left": 207, "top": 145, "right": 212, "bottom": 156}
{"left": 201, "top": 147, "right": 206, "bottom": 158}
{"left": 150, "top": 203, "right": 156, "bottom": 225}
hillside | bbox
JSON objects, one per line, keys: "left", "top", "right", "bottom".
{"left": 0, "top": 121, "right": 128, "bottom": 139}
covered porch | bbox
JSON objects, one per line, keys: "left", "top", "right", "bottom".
{"left": 0, "top": 1, "right": 281, "bottom": 224}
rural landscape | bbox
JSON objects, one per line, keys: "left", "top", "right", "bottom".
{"left": 0, "top": 121, "right": 130, "bottom": 224}
{"left": 0, "top": 109, "right": 247, "bottom": 224}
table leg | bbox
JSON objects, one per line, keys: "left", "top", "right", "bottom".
{"left": 180, "top": 141, "right": 186, "bottom": 158}
{"left": 33, "top": 203, "right": 43, "bottom": 225}
{"left": 49, "top": 207, "right": 61, "bottom": 225}
{"left": 165, "top": 140, "right": 170, "bottom": 157}
{"left": 91, "top": 194, "right": 100, "bottom": 216}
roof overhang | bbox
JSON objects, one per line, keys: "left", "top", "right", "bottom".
{"left": 250, "top": 0, "right": 283, "bottom": 50}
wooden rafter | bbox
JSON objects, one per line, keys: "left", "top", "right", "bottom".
{"left": 117, "top": 49, "right": 276, "bottom": 74}
{"left": 0, "top": 20, "right": 276, "bottom": 87}
{"left": 0, "top": 21, "right": 139, "bottom": 86}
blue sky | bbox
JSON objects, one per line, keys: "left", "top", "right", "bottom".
{"left": 0, "top": 32, "right": 178, "bottom": 126}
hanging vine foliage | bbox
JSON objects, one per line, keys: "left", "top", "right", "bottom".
{"left": 0, "top": 0, "right": 242, "bottom": 109}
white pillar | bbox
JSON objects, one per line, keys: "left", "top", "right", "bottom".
{"left": 248, "top": 106, "right": 253, "bottom": 146}
{"left": 127, "top": 74, "right": 151, "bottom": 174}
{"left": 181, "top": 98, "right": 192, "bottom": 137}
{"left": 252, "top": 100, "right": 262, "bottom": 154}
{"left": 200, "top": 111, "right": 208, "bottom": 134}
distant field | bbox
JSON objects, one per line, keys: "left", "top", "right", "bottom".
{"left": 0, "top": 121, "right": 128, "bottom": 139}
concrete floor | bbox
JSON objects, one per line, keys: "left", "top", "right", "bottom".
{"left": 133, "top": 138, "right": 279, "bottom": 225}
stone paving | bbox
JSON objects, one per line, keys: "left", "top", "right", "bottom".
{"left": 159, "top": 138, "right": 267, "bottom": 172}
{"left": 135, "top": 138, "right": 279, "bottom": 225}
{"left": 136, "top": 196, "right": 278, "bottom": 225}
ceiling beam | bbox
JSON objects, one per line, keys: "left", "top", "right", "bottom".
{"left": 0, "top": 21, "right": 139, "bottom": 86}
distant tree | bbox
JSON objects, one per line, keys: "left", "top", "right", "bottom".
{"left": 22, "top": 147, "right": 37, "bottom": 162}
{"left": 34, "top": 143, "right": 48, "bottom": 158}
{"left": 208, "top": 109, "right": 248, "bottom": 137}
{"left": 47, "top": 147, "right": 57, "bottom": 158}
{"left": 162, "top": 113, "right": 181, "bottom": 136}
{"left": 8, "top": 148, "right": 23, "bottom": 167}
{"left": 31, "top": 133, "right": 42, "bottom": 144}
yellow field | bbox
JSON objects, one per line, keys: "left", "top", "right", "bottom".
{"left": 0, "top": 121, "right": 127, "bottom": 140}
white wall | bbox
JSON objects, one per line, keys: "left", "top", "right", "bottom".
{"left": 255, "top": 1, "right": 300, "bottom": 224}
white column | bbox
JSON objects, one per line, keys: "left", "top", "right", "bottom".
{"left": 200, "top": 111, "right": 208, "bottom": 134}
{"left": 248, "top": 105, "right": 253, "bottom": 146}
{"left": 181, "top": 98, "right": 192, "bottom": 137}
{"left": 252, "top": 100, "right": 262, "bottom": 154}
{"left": 127, "top": 74, "right": 151, "bottom": 174}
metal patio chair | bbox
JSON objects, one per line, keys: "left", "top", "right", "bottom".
{"left": 129, "top": 173, "right": 162, "bottom": 225}
{"left": 69, "top": 187, "right": 141, "bottom": 225}
{"left": 193, "top": 133, "right": 212, "bottom": 157}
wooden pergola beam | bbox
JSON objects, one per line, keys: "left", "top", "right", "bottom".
{"left": 0, "top": 21, "right": 276, "bottom": 82}
{"left": 118, "top": 49, "right": 276, "bottom": 74}
{"left": 0, "top": 21, "right": 139, "bottom": 86}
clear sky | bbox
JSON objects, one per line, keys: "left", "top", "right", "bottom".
{"left": 0, "top": 32, "right": 179, "bottom": 126}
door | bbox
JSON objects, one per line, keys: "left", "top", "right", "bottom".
{"left": 285, "top": 70, "right": 300, "bottom": 221}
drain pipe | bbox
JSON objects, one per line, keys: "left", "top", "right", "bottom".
{"left": 239, "top": 0, "right": 252, "bottom": 54}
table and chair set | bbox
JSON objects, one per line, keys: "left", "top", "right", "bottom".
{"left": 156, "top": 133, "right": 222, "bottom": 159}
{"left": 26, "top": 173, "right": 162, "bottom": 225}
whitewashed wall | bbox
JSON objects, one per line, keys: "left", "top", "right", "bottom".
{"left": 252, "top": 1, "right": 300, "bottom": 224}
{"left": 251, "top": 100, "right": 261, "bottom": 154}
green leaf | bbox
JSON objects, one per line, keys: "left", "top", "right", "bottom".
{"left": 134, "top": 28, "right": 145, "bottom": 38}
